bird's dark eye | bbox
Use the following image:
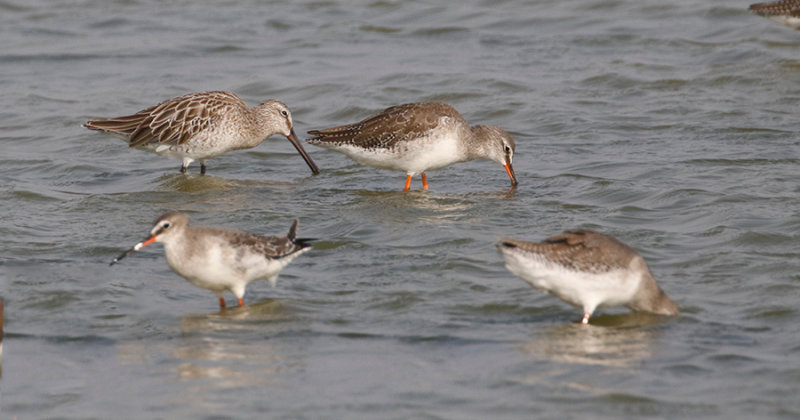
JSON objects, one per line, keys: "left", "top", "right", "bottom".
{"left": 162, "top": 222, "right": 171, "bottom": 229}
{"left": 281, "top": 110, "right": 288, "bottom": 117}
{"left": 504, "top": 146, "right": 512, "bottom": 153}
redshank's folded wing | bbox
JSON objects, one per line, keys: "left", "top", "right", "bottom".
{"left": 749, "top": 0, "right": 800, "bottom": 17}
{"left": 308, "top": 102, "right": 465, "bottom": 150}
{"left": 500, "top": 230, "right": 636, "bottom": 274}
{"left": 228, "top": 220, "right": 312, "bottom": 260}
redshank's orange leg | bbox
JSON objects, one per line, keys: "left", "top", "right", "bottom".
{"left": 421, "top": 173, "right": 428, "bottom": 190}
{"left": 238, "top": 297, "right": 244, "bottom": 307}
{"left": 219, "top": 297, "right": 226, "bottom": 309}
{"left": 404, "top": 174, "right": 412, "bottom": 191}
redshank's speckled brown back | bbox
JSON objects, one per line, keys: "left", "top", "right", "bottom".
{"left": 110, "top": 212, "right": 313, "bottom": 309}
{"left": 84, "top": 91, "right": 319, "bottom": 175}
{"left": 306, "top": 102, "right": 517, "bottom": 190}
{"left": 498, "top": 230, "right": 679, "bottom": 324}
{"left": 749, "top": 0, "right": 800, "bottom": 29}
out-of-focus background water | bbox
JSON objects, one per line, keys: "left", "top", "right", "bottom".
{"left": 2, "top": 0, "right": 800, "bottom": 418}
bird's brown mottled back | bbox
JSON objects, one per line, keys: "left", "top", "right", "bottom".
{"left": 307, "top": 102, "right": 466, "bottom": 150}
{"left": 500, "top": 230, "right": 638, "bottom": 273}
{"left": 225, "top": 220, "right": 310, "bottom": 260}
{"left": 86, "top": 91, "right": 245, "bottom": 147}
{"left": 749, "top": 0, "right": 800, "bottom": 17}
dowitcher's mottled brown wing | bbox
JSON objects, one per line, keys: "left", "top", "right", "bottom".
{"left": 499, "top": 230, "right": 637, "bottom": 273}
{"left": 307, "top": 102, "right": 464, "bottom": 150}
{"left": 85, "top": 91, "right": 246, "bottom": 148}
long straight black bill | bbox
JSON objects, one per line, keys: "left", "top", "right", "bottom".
{"left": 110, "top": 248, "right": 137, "bottom": 266}
{"left": 287, "top": 129, "right": 320, "bottom": 175}
{"left": 109, "top": 236, "right": 157, "bottom": 266}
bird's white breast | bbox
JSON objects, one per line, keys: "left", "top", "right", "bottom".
{"left": 501, "top": 250, "right": 642, "bottom": 312}
{"left": 162, "top": 233, "right": 309, "bottom": 293}
{"left": 769, "top": 15, "right": 800, "bottom": 29}
{"left": 164, "top": 239, "right": 236, "bottom": 292}
{"left": 330, "top": 130, "right": 465, "bottom": 174}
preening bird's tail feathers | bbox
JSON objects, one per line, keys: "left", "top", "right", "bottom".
{"left": 287, "top": 219, "right": 314, "bottom": 251}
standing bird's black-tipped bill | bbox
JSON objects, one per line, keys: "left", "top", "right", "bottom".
{"left": 109, "top": 235, "right": 157, "bottom": 266}
{"left": 286, "top": 129, "right": 320, "bottom": 175}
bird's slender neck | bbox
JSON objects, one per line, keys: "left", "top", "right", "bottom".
{"left": 243, "top": 106, "right": 279, "bottom": 146}
{"left": 465, "top": 125, "right": 494, "bottom": 160}
{"left": 651, "top": 288, "right": 679, "bottom": 315}
{"left": 629, "top": 269, "right": 679, "bottom": 315}
{"left": 159, "top": 225, "right": 190, "bottom": 252}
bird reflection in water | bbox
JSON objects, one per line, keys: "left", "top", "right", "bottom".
{"left": 520, "top": 312, "right": 670, "bottom": 368}
{"left": 116, "top": 298, "right": 304, "bottom": 398}
{"left": 155, "top": 173, "right": 292, "bottom": 194}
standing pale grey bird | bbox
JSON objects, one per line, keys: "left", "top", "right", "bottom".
{"left": 497, "top": 230, "right": 678, "bottom": 324}
{"left": 111, "top": 212, "right": 313, "bottom": 309}
{"left": 84, "top": 91, "right": 320, "bottom": 175}
{"left": 749, "top": 0, "right": 800, "bottom": 29}
{"left": 306, "top": 102, "right": 517, "bottom": 190}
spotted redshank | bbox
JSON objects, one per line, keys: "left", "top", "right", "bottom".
{"left": 85, "top": 91, "right": 320, "bottom": 175}
{"left": 497, "top": 230, "right": 678, "bottom": 324}
{"left": 111, "top": 213, "right": 313, "bottom": 309}
{"left": 749, "top": 0, "right": 800, "bottom": 29}
{"left": 306, "top": 102, "right": 517, "bottom": 190}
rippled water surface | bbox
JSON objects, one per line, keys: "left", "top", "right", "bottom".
{"left": 3, "top": 0, "right": 800, "bottom": 418}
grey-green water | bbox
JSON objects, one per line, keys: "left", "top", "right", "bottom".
{"left": 3, "top": 0, "right": 800, "bottom": 418}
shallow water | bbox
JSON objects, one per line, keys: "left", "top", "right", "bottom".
{"left": 3, "top": 0, "right": 800, "bottom": 418}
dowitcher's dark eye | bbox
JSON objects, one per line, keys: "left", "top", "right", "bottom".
{"left": 281, "top": 110, "right": 288, "bottom": 117}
